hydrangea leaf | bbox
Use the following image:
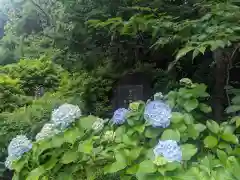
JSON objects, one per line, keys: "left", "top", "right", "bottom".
{"left": 183, "top": 99, "right": 199, "bottom": 112}
{"left": 161, "top": 129, "right": 180, "bottom": 142}
{"left": 181, "top": 144, "right": 197, "bottom": 161}
{"left": 204, "top": 136, "right": 218, "bottom": 148}
{"left": 61, "top": 150, "right": 79, "bottom": 164}
{"left": 138, "top": 160, "right": 157, "bottom": 173}
{"left": 64, "top": 127, "right": 82, "bottom": 144}
{"left": 26, "top": 166, "right": 45, "bottom": 180}
{"left": 171, "top": 112, "right": 184, "bottom": 124}
{"left": 78, "top": 115, "right": 97, "bottom": 130}
{"left": 221, "top": 133, "right": 239, "bottom": 144}
{"left": 206, "top": 120, "right": 220, "bottom": 134}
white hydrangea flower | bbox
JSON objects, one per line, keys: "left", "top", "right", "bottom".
{"left": 92, "top": 118, "right": 104, "bottom": 132}
{"left": 51, "top": 103, "right": 82, "bottom": 130}
{"left": 153, "top": 140, "right": 182, "bottom": 162}
{"left": 144, "top": 100, "right": 172, "bottom": 128}
{"left": 103, "top": 130, "right": 116, "bottom": 142}
{"left": 7, "top": 135, "right": 32, "bottom": 159}
{"left": 5, "top": 156, "right": 15, "bottom": 170}
{"left": 35, "top": 123, "right": 60, "bottom": 141}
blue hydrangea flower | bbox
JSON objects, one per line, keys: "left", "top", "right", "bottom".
{"left": 153, "top": 140, "right": 182, "bottom": 162}
{"left": 51, "top": 103, "right": 82, "bottom": 130}
{"left": 144, "top": 100, "right": 171, "bottom": 128}
{"left": 35, "top": 123, "right": 60, "bottom": 141}
{"left": 112, "top": 108, "right": 129, "bottom": 125}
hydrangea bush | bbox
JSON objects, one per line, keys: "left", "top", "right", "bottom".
{"left": 6, "top": 79, "right": 240, "bottom": 179}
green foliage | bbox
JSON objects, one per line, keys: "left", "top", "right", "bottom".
{"left": 0, "top": 57, "right": 63, "bottom": 96}
{"left": 0, "top": 75, "right": 31, "bottom": 113}
{"left": 0, "top": 92, "right": 72, "bottom": 159}
{"left": 8, "top": 80, "right": 240, "bottom": 179}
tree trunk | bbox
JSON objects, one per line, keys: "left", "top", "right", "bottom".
{"left": 212, "top": 49, "right": 229, "bottom": 121}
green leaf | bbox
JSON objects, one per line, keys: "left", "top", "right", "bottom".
{"left": 226, "top": 105, "right": 240, "bottom": 113}
{"left": 194, "top": 123, "right": 206, "bottom": 133}
{"left": 61, "top": 151, "right": 79, "bottom": 164}
{"left": 171, "top": 112, "right": 184, "bottom": 124}
{"left": 78, "top": 115, "right": 97, "bottom": 129}
{"left": 26, "top": 166, "right": 45, "bottom": 180}
{"left": 181, "top": 144, "right": 198, "bottom": 161}
{"left": 78, "top": 140, "right": 93, "bottom": 154}
{"left": 12, "top": 155, "right": 28, "bottom": 172}
{"left": 206, "top": 120, "right": 220, "bottom": 134}
{"left": 199, "top": 103, "right": 212, "bottom": 113}
{"left": 183, "top": 113, "right": 194, "bottom": 125}
{"left": 144, "top": 127, "right": 162, "bottom": 138}
{"left": 176, "top": 47, "right": 195, "bottom": 60}
{"left": 183, "top": 99, "right": 199, "bottom": 112}
{"left": 133, "top": 124, "right": 145, "bottom": 133}
{"left": 204, "top": 136, "right": 218, "bottom": 148}
{"left": 64, "top": 127, "right": 82, "bottom": 144}
{"left": 217, "top": 149, "right": 228, "bottom": 164}
{"left": 104, "top": 152, "right": 127, "bottom": 173}
{"left": 161, "top": 129, "right": 180, "bottom": 142}
{"left": 231, "top": 95, "right": 240, "bottom": 104}
{"left": 126, "top": 164, "right": 139, "bottom": 174}
{"left": 221, "top": 133, "right": 239, "bottom": 144}
{"left": 192, "top": 49, "right": 200, "bottom": 60}
{"left": 138, "top": 160, "right": 157, "bottom": 173}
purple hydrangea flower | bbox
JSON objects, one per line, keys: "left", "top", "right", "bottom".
{"left": 51, "top": 103, "right": 82, "bottom": 130}
{"left": 112, "top": 108, "right": 129, "bottom": 125}
{"left": 144, "top": 100, "right": 171, "bottom": 128}
{"left": 153, "top": 140, "right": 182, "bottom": 162}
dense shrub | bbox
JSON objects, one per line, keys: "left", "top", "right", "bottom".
{"left": 0, "top": 57, "right": 64, "bottom": 96}
{"left": 0, "top": 75, "right": 32, "bottom": 113}
{"left": 59, "top": 71, "right": 114, "bottom": 117}
{"left": 6, "top": 79, "right": 240, "bottom": 179}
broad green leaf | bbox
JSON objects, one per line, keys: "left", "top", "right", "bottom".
{"left": 206, "top": 120, "right": 220, "bottom": 134}
{"left": 199, "top": 103, "right": 212, "bottom": 113}
{"left": 26, "top": 166, "right": 45, "bottom": 180}
{"left": 221, "top": 133, "right": 239, "bottom": 144}
{"left": 104, "top": 152, "right": 127, "bottom": 173}
{"left": 122, "top": 134, "right": 137, "bottom": 146}
{"left": 171, "top": 112, "right": 184, "bottom": 124}
{"left": 161, "top": 129, "right": 180, "bottom": 142}
{"left": 133, "top": 124, "right": 145, "bottom": 133}
{"left": 194, "top": 123, "right": 206, "bottom": 132}
{"left": 183, "top": 113, "right": 194, "bottom": 125}
{"left": 181, "top": 144, "right": 198, "bottom": 161}
{"left": 64, "top": 127, "right": 82, "bottom": 144}
{"left": 126, "top": 164, "right": 139, "bottom": 174}
{"left": 204, "top": 136, "right": 218, "bottom": 148}
{"left": 231, "top": 95, "right": 240, "bottom": 104}
{"left": 50, "top": 134, "right": 65, "bottom": 148}
{"left": 183, "top": 99, "right": 199, "bottom": 112}
{"left": 78, "top": 115, "right": 97, "bottom": 129}
{"left": 188, "top": 125, "right": 199, "bottom": 140}
{"left": 217, "top": 149, "right": 228, "bottom": 164}
{"left": 138, "top": 160, "right": 157, "bottom": 173}
{"left": 226, "top": 105, "right": 240, "bottom": 113}
{"left": 165, "top": 162, "right": 181, "bottom": 171}
{"left": 12, "top": 155, "right": 28, "bottom": 172}
{"left": 145, "top": 127, "right": 162, "bottom": 138}
{"left": 42, "top": 157, "right": 58, "bottom": 171}
{"left": 176, "top": 47, "right": 195, "bottom": 60}
{"left": 78, "top": 140, "right": 93, "bottom": 154}
{"left": 61, "top": 151, "right": 79, "bottom": 164}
